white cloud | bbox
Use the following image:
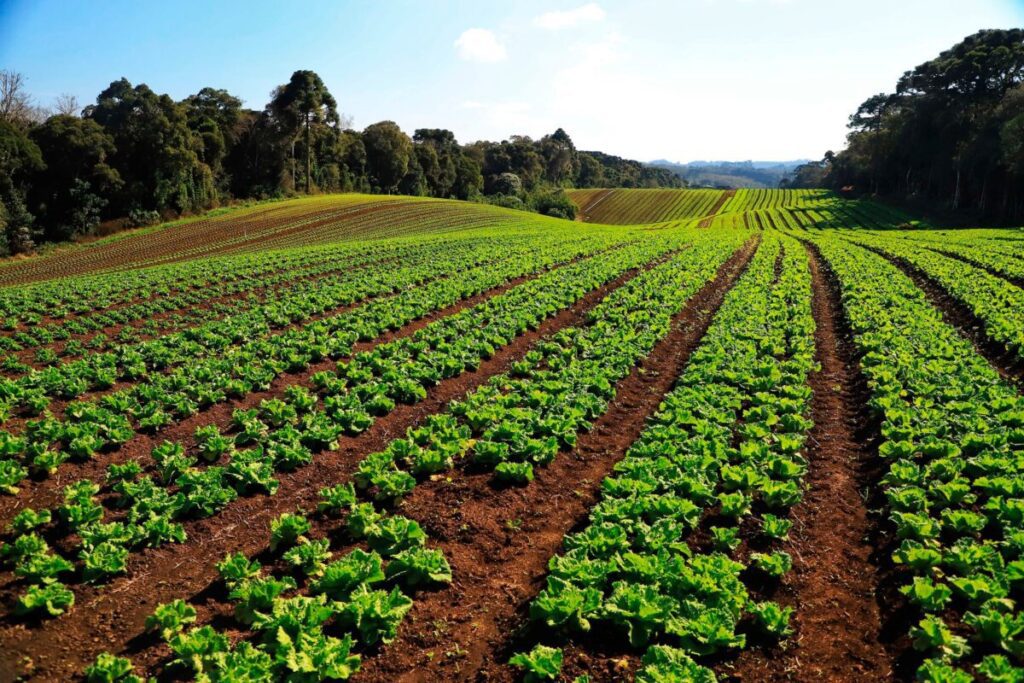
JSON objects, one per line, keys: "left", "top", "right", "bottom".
{"left": 454, "top": 28, "right": 507, "bottom": 63}
{"left": 534, "top": 3, "right": 606, "bottom": 30}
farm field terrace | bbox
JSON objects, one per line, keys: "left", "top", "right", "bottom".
{"left": 0, "top": 190, "right": 1024, "bottom": 683}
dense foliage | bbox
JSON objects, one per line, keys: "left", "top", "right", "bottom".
{"left": 0, "top": 70, "right": 683, "bottom": 255}
{"left": 809, "top": 29, "right": 1024, "bottom": 221}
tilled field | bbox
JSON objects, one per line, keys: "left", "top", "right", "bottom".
{"left": 1, "top": 191, "right": 1024, "bottom": 683}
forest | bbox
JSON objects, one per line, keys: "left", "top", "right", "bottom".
{"left": 789, "top": 29, "right": 1024, "bottom": 222}
{"left": 0, "top": 70, "right": 682, "bottom": 255}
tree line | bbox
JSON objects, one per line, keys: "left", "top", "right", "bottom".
{"left": 784, "top": 29, "right": 1024, "bottom": 222}
{"left": 0, "top": 69, "right": 683, "bottom": 255}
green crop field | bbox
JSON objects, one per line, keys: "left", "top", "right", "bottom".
{"left": 0, "top": 190, "right": 1023, "bottom": 683}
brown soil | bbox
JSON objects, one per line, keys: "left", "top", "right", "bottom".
{"left": 0, "top": 241, "right": 620, "bottom": 523}
{"left": 719, "top": 242, "right": 892, "bottom": 682}
{"left": 698, "top": 189, "right": 736, "bottom": 229}
{"left": 0, "top": 251, "right": 659, "bottom": 683}
{"left": 349, "top": 237, "right": 760, "bottom": 683}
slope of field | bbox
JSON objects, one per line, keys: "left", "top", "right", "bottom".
{"left": 568, "top": 187, "right": 920, "bottom": 231}
{"left": 567, "top": 188, "right": 725, "bottom": 224}
{"left": 0, "top": 195, "right": 575, "bottom": 286}
{"left": 2, "top": 190, "right": 1024, "bottom": 683}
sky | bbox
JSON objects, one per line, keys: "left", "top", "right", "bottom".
{"left": 1, "top": 0, "right": 1022, "bottom": 162}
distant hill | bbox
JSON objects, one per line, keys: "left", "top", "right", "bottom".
{"left": 649, "top": 159, "right": 810, "bottom": 189}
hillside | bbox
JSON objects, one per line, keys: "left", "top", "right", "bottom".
{"left": 648, "top": 160, "right": 808, "bottom": 189}
{"left": 566, "top": 187, "right": 913, "bottom": 229}
{"left": 2, "top": 189, "right": 1024, "bottom": 683}
{"left": 0, "top": 195, "right": 581, "bottom": 286}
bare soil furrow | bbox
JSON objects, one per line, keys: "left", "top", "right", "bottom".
{"left": 0, "top": 253, "right": 660, "bottom": 683}
{"left": 720, "top": 241, "right": 892, "bottom": 682}
{"left": 350, "top": 237, "right": 759, "bottom": 683}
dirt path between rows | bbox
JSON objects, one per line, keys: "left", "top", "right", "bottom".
{"left": 350, "top": 237, "right": 760, "bottom": 683}
{"left": 721, "top": 242, "right": 892, "bottom": 682}
{"left": 0, "top": 251, "right": 663, "bottom": 683}
{"left": 697, "top": 189, "right": 736, "bottom": 228}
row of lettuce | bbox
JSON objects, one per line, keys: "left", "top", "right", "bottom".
{"left": 0, "top": 232, "right": 611, "bottom": 424}
{"left": 0, "top": 238, "right": 442, "bottom": 364}
{"left": 0, "top": 232, "right": 622, "bottom": 492}
{"left": 806, "top": 234, "right": 1024, "bottom": 682}
{"left": 0, "top": 235, "right": 685, "bottom": 617}
{"left": 838, "top": 232, "right": 1024, "bottom": 366}
{"left": 74, "top": 232, "right": 748, "bottom": 681}
{"left": 510, "top": 232, "right": 817, "bottom": 680}
{"left": 0, "top": 234, "right": 585, "bottom": 382}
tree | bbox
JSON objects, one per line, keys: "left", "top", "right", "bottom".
{"left": 29, "top": 115, "right": 121, "bottom": 240}
{"left": 53, "top": 93, "right": 80, "bottom": 117}
{"left": 85, "top": 78, "right": 213, "bottom": 215}
{"left": 183, "top": 88, "right": 243, "bottom": 186}
{"left": 413, "top": 129, "right": 460, "bottom": 197}
{"left": 825, "top": 29, "right": 1024, "bottom": 220}
{"left": 780, "top": 161, "right": 827, "bottom": 189}
{"left": 340, "top": 130, "right": 368, "bottom": 191}
{"left": 451, "top": 153, "right": 482, "bottom": 200}
{"left": 576, "top": 153, "right": 604, "bottom": 187}
{"left": 539, "top": 128, "right": 577, "bottom": 185}
{"left": 491, "top": 172, "right": 522, "bottom": 196}
{"left": 0, "top": 120, "right": 44, "bottom": 253}
{"left": 532, "top": 188, "right": 576, "bottom": 219}
{"left": 268, "top": 70, "right": 339, "bottom": 193}
{"left": 362, "top": 121, "right": 412, "bottom": 193}
{"left": 0, "top": 70, "right": 36, "bottom": 129}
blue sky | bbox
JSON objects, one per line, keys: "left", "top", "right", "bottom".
{"left": 1, "top": 0, "right": 1022, "bottom": 161}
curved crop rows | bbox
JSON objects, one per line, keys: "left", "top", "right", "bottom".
{"left": 567, "top": 189, "right": 725, "bottom": 225}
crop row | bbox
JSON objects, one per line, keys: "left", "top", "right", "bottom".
{"left": 719, "top": 188, "right": 827, "bottom": 214}
{"left": 0, "top": 235, "right": 681, "bottom": 616}
{"left": 0, "top": 197, "right": 404, "bottom": 286}
{"left": 0, "top": 236, "right": 400, "bottom": 325}
{"left": 0, "top": 234, "right": 549, "bottom": 381}
{"left": 69, "top": 231, "right": 746, "bottom": 681}
{"left": 811, "top": 234, "right": 1024, "bottom": 681}
{"left": 0, "top": 195, "right": 580, "bottom": 287}
{"left": 839, "top": 233, "right": 1024, "bottom": 364}
{"left": 0, "top": 239, "right": 478, "bottom": 370}
{"left": 506, "top": 232, "right": 818, "bottom": 681}
{"left": 569, "top": 189, "right": 725, "bottom": 225}
{"left": 0, "top": 233, "right": 619, "bottom": 492}
{"left": 877, "top": 233, "right": 1024, "bottom": 285}
{"left": 0, "top": 234, "right": 606, "bottom": 412}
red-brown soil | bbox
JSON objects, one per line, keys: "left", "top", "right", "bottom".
{"left": 719, "top": 242, "right": 892, "bottom": 682}
{"left": 0, "top": 250, "right": 660, "bottom": 683}
{"left": 349, "top": 237, "right": 759, "bottom": 682}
